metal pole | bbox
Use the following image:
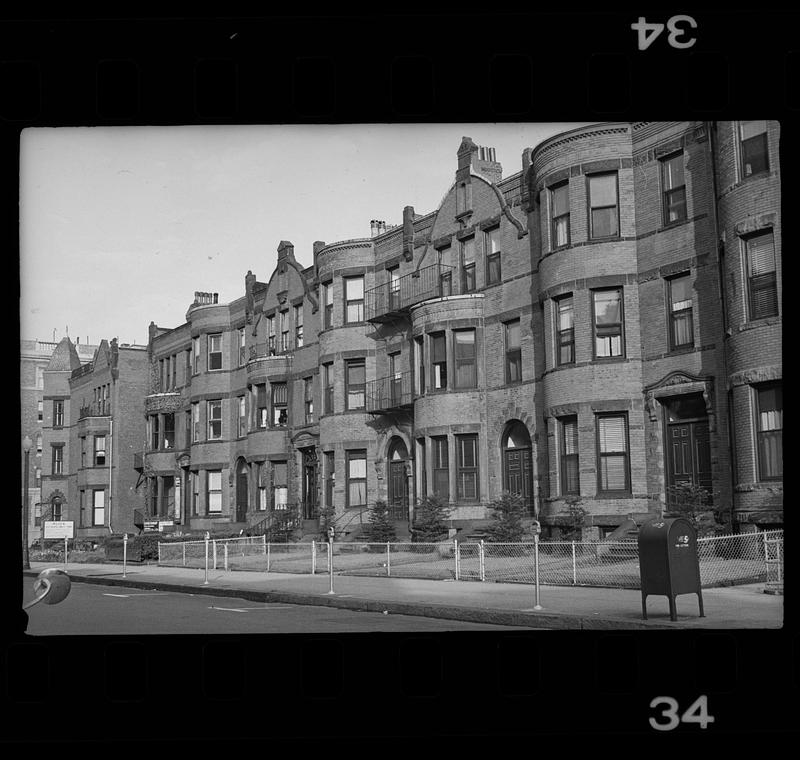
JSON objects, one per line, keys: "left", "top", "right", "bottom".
{"left": 266, "top": 542, "right": 271, "bottom": 573}
{"left": 262, "top": 534, "right": 266, "bottom": 555}
{"left": 122, "top": 533, "right": 128, "bottom": 578}
{"left": 203, "top": 532, "right": 209, "bottom": 585}
{"left": 454, "top": 539, "right": 459, "bottom": 581}
{"left": 183, "top": 542, "right": 186, "bottom": 567}
{"left": 327, "top": 538, "right": 335, "bottom": 594}
{"left": 572, "top": 541, "right": 577, "bottom": 586}
{"left": 386, "top": 541, "right": 391, "bottom": 577}
{"left": 64, "top": 536, "right": 68, "bottom": 569}
{"left": 533, "top": 534, "right": 542, "bottom": 610}
{"left": 479, "top": 540, "right": 485, "bottom": 582}
{"left": 224, "top": 543, "right": 229, "bottom": 571}
{"left": 213, "top": 539, "right": 217, "bottom": 570}
{"left": 312, "top": 540, "right": 316, "bottom": 574}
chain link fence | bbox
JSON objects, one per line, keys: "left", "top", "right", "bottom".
{"left": 157, "top": 530, "right": 782, "bottom": 590}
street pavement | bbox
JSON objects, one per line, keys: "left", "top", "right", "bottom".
{"left": 22, "top": 560, "right": 783, "bottom": 630}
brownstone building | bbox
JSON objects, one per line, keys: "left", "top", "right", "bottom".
{"left": 71, "top": 121, "right": 784, "bottom": 542}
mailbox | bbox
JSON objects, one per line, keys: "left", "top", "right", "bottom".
{"left": 638, "top": 517, "right": 704, "bottom": 621}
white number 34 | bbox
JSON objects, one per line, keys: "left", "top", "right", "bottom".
{"left": 649, "top": 695, "right": 715, "bottom": 731}
{"left": 632, "top": 16, "right": 698, "bottom": 50}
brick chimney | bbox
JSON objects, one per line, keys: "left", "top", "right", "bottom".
{"left": 457, "top": 136, "right": 502, "bottom": 184}
{"left": 370, "top": 220, "right": 387, "bottom": 237}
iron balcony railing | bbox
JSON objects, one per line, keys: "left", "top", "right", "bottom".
{"left": 366, "top": 370, "right": 414, "bottom": 413}
{"left": 71, "top": 362, "right": 94, "bottom": 379}
{"left": 248, "top": 342, "right": 293, "bottom": 360}
{"left": 364, "top": 264, "right": 454, "bottom": 323}
{"left": 79, "top": 400, "right": 111, "bottom": 418}
{"left": 246, "top": 503, "right": 302, "bottom": 540}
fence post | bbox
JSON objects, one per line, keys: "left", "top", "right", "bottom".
{"left": 224, "top": 543, "right": 229, "bottom": 572}
{"left": 572, "top": 541, "right": 577, "bottom": 586}
{"left": 266, "top": 542, "right": 270, "bottom": 573}
{"left": 262, "top": 534, "right": 267, "bottom": 555}
{"left": 454, "top": 539, "right": 459, "bottom": 581}
{"left": 213, "top": 539, "right": 217, "bottom": 570}
{"left": 387, "top": 541, "right": 391, "bottom": 577}
{"left": 203, "top": 532, "right": 210, "bottom": 585}
{"left": 479, "top": 540, "right": 485, "bottom": 582}
{"left": 533, "top": 534, "right": 542, "bottom": 610}
{"left": 312, "top": 540, "right": 317, "bottom": 574}
{"left": 182, "top": 542, "right": 186, "bottom": 567}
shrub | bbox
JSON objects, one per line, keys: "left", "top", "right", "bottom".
{"left": 485, "top": 492, "right": 526, "bottom": 542}
{"left": 363, "top": 500, "right": 397, "bottom": 543}
{"left": 664, "top": 483, "right": 726, "bottom": 537}
{"left": 410, "top": 495, "right": 450, "bottom": 543}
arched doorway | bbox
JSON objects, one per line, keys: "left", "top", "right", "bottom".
{"left": 387, "top": 437, "right": 410, "bottom": 520}
{"left": 502, "top": 421, "right": 533, "bottom": 514}
{"left": 235, "top": 458, "right": 249, "bottom": 522}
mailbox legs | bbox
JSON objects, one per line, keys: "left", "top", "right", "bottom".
{"left": 697, "top": 591, "right": 705, "bottom": 618}
{"left": 641, "top": 592, "right": 648, "bottom": 620}
{"left": 668, "top": 595, "right": 678, "bottom": 622}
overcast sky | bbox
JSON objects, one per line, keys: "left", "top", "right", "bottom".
{"left": 20, "top": 123, "right": 591, "bottom": 347}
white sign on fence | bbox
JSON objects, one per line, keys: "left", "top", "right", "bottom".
{"left": 43, "top": 521, "right": 74, "bottom": 539}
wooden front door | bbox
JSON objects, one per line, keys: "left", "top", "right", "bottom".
{"left": 666, "top": 421, "right": 712, "bottom": 503}
{"left": 503, "top": 447, "right": 533, "bottom": 513}
{"left": 236, "top": 467, "right": 248, "bottom": 522}
{"left": 302, "top": 449, "right": 318, "bottom": 519}
{"left": 389, "top": 460, "right": 408, "bottom": 519}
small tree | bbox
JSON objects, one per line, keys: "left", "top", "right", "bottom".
{"left": 411, "top": 495, "right": 451, "bottom": 542}
{"left": 664, "top": 483, "right": 725, "bottom": 537}
{"left": 486, "top": 492, "right": 526, "bottom": 542}
{"left": 317, "top": 504, "right": 336, "bottom": 541}
{"left": 363, "top": 500, "right": 397, "bottom": 542}
{"left": 557, "top": 496, "right": 588, "bottom": 541}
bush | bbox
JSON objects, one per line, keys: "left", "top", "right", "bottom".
{"left": 362, "top": 500, "right": 397, "bottom": 543}
{"left": 485, "top": 492, "right": 526, "bottom": 542}
{"left": 410, "top": 495, "right": 450, "bottom": 543}
{"left": 664, "top": 483, "right": 726, "bottom": 537}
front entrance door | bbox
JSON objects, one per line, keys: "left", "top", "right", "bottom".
{"left": 664, "top": 395, "right": 712, "bottom": 506}
{"left": 302, "top": 448, "right": 318, "bottom": 519}
{"left": 389, "top": 460, "right": 408, "bottom": 520}
{"left": 236, "top": 463, "right": 248, "bottom": 522}
{"left": 503, "top": 448, "right": 533, "bottom": 512}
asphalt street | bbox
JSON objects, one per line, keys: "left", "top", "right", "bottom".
{"left": 22, "top": 580, "right": 523, "bottom": 634}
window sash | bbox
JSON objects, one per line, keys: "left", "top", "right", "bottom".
{"left": 346, "top": 360, "right": 366, "bottom": 410}
{"left": 192, "top": 403, "right": 200, "bottom": 441}
{"left": 560, "top": 417, "right": 579, "bottom": 495}
{"left": 345, "top": 278, "right": 365, "bottom": 323}
{"left": 756, "top": 384, "right": 782, "bottom": 480}
{"left": 440, "top": 271, "right": 452, "bottom": 296}
{"left": 740, "top": 122, "right": 769, "bottom": 176}
{"left": 207, "top": 401, "right": 222, "bottom": 439}
{"left": 163, "top": 415, "right": 175, "bottom": 449}
{"left": 207, "top": 471, "right": 222, "bottom": 513}
{"left": 93, "top": 490, "right": 105, "bottom": 526}
{"left": 346, "top": 452, "right": 367, "bottom": 508}
{"left": 94, "top": 436, "right": 106, "bottom": 465}
{"left": 432, "top": 437, "right": 450, "bottom": 500}
{"left": 487, "top": 252, "right": 501, "bottom": 285}
{"left": 593, "top": 290, "right": 623, "bottom": 357}
{"left": 456, "top": 436, "right": 478, "bottom": 501}
{"left": 454, "top": 330, "right": 476, "bottom": 389}
{"left": 208, "top": 334, "right": 222, "bottom": 370}
{"left": 597, "top": 415, "right": 629, "bottom": 493}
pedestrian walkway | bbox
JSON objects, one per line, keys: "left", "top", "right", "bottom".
{"left": 23, "top": 561, "right": 782, "bottom": 630}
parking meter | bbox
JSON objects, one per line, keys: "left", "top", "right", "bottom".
{"left": 24, "top": 568, "right": 71, "bottom": 609}
{"left": 327, "top": 526, "right": 335, "bottom": 543}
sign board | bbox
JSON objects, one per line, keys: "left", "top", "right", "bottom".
{"left": 43, "top": 521, "right": 74, "bottom": 539}
{"left": 143, "top": 520, "right": 160, "bottom": 532}
{"left": 158, "top": 520, "right": 174, "bottom": 531}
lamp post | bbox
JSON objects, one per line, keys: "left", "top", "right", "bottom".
{"left": 22, "top": 436, "right": 32, "bottom": 570}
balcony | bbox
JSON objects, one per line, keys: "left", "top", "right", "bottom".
{"left": 71, "top": 362, "right": 94, "bottom": 380}
{"left": 246, "top": 343, "right": 292, "bottom": 381}
{"left": 366, "top": 371, "right": 413, "bottom": 414}
{"left": 364, "top": 264, "right": 454, "bottom": 323}
{"left": 133, "top": 452, "right": 144, "bottom": 472}
{"left": 79, "top": 400, "right": 111, "bottom": 419}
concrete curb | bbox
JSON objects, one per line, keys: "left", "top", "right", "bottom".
{"left": 23, "top": 570, "right": 675, "bottom": 630}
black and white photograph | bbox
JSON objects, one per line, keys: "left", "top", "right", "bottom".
{"left": 8, "top": 8, "right": 794, "bottom": 743}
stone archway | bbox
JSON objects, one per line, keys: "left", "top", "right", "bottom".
{"left": 235, "top": 458, "right": 249, "bottom": 523}
{"left": 501, "top": 420, "right": 534, "bottom": 514}
{"left": 387, "top": 436, "right": 410, "bottom": 520}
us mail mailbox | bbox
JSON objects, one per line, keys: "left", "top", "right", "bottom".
{"left": 638, "top": 517, "right": 704, "bottom": 621}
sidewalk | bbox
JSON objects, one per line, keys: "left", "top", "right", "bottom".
{"left": 23, "top": 561, "right": 783, "bottom": 630}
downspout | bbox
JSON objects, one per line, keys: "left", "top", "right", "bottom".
{"left": 108, "top": 417, "right": 114, "bottom": 534}
{"left": 707, "top": 120, "right": 736, "bottom": 531}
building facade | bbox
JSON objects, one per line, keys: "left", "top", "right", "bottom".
{"left": 38, "top": 338, "right": 149, "bottom": 541}
{"left": 135, "top": 121, "right": 780, "bottom": 540}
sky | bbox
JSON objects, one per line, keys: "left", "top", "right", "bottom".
{"left": 20, "top": 123, "right": 592, "bottom": 347}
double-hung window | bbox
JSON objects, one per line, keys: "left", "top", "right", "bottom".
{"left": 668, "top": 274, "right": 694, "bottom": 349}
{"left": 192, "top": 403, "right": 200, "bottom": 442}
{"left": 745, "top": 231, "right": 778, "bottom": 320}
{"left": 295, "top": 305, "right": 304, "bottom": 347}
{"left": 439, "top": 245, "right": 452, "bottom": 296}
{"left": 207, "top": 400, "right": 222, "bottom": 440}
{"left": 388, "top": 267, "right": 401, "bottom": 310}
{"left": 304, "top": 377, "right": 314, "bottom": 424}
{"left": 267, "top": 315, "right": 276, "bottom": 355}
{"left": 560, "top": 417, "right": 580, "bottom": 495}
{"left": 272, "top": 462, "right": 288, "bottom": 509}
{"left": 93, "top": 490, "right": 105, "bottom": 526}
{"left": 346, "top": 451, "right": 367, "bottom": 509}
{"left": 345, "top": 359, "right": 366, "bottom": 410}
{"left": 323, "top": 282, "right": 333, "bottom": 329}
{"left": 324, "top": 451, "right": 335, "bottom": 508}
{"left": 505, "top": 320, "right": 522, "bottom": 383}
{"left": 256, "top": 462, "right": 267, "bottom": 511}
{"left": 596, "top": 414, "right": 630, "bottom": 494}
{"left": 207, "top": 334, "right": 222, "bottom": 371}
{"left": 192, "top": 337, "right": 200, "bottom": 374}
{"left": 556, "top": 295, "right": 575, "bottom": 365}
{"left": 94, "top": 435, "right": 107, "bottom": 466}
{"left": 52, "top": 445, "right": 64, "bottom": 475}
{"left": 454, "top": 329, "right": 477, "bottom": 389}
{"left": 588, "top": 173, "right": 619, "bottom": 238}
{"left": 207, "top": 470, "right": 222, "bottom": 513}
{"left": 280, "top": 311, "right": 289, "bottom": 353}
{"left": 756, "top": 383, "right": 782, "bottom": 480}
{"left": 551, "top": 182, "right": 570, "bottom": 248}
{"left": 323, "top": 363, "right": 334, "bottom": 415}
{"left": 53, "top": 400, "right": 64, "bottom": 427}
{"left": 151, "top": 414, "right": 160, "bottom": 450}
{"left": 238, "top": 328, "right": 246, "bottom": 366}
{"left": 345, "top": 277, "right": 364, "bottom": 323}
{"left": 431, "top": 332, "right": 448, "bottom": 390}
{"left": 461, "top": 237, "right": 476, "bottom": 293}
{"left": 163, "top": 414, "right": 174, "bottom": 449}
{"left": 271, "top": 383, "right": 288, "bottom": 427}
{"left": 593, "top": 288, "right": 624, "bottom": 359}
{"left": 415, "top": 336, "right": 425, "bottom": 395}
{"left": 485, "top": 227, "right": 501, "bottom": 285}
{"left": 456, "top": 434, "right": 479, "bottom": 501}
{"left": 740, "top": 120, "right": 769, "bottom": 177}
{"left": 432, "top": 436, "right": 450, "bottom": 500}
{"left": 662, "top": 153, "right": 687, "bottom": 224}
{"left": 238, "top": 396, "right": 247, "bottom": 437}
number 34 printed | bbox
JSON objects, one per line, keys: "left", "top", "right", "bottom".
{"left": 650, "top": 695, "right": 715, "bottom": 731}
{"left": 632, "top": 16, "right": 698, "bottom": 50}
